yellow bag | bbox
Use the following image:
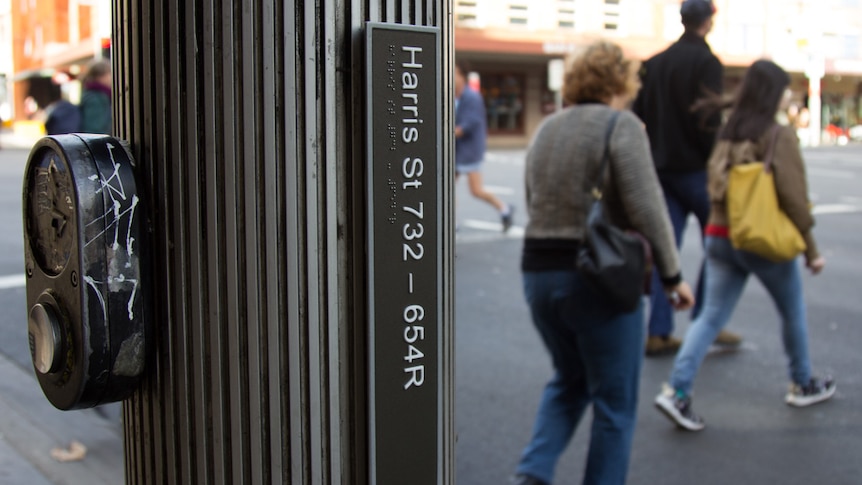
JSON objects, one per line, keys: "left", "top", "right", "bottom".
{"left": 726, "top": 127, "right": 806, "bottom": 262}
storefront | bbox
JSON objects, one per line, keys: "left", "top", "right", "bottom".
{"left": 456, "top": 27, "right": 862, "bottom": 148}
{"left": 458, "top": 56, "right": 551, "bottom": 148}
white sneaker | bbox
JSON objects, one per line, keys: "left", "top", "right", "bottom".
{"left": 785, "top": 377, "right": 836, "bottom": 407}
{"left": 654, "top": 383, "right": 705, "bottom": 431}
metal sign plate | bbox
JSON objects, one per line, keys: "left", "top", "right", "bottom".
{"left": 366, "top": 21, "right": 442, "bottom": 485}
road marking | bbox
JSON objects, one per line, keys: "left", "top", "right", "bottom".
{"left": 457, "top": 200, "right": 859, "bottom": 245}
{"left": 0, "top": 274, "right": 26, "bottom": 289}
{"left": 813, "top": 204, "right": 860, "bottom": 215}
{"left": 485, "top": 152, "right": 526, "bottom": 166}
{"left": 482, "top": 185, "right": 515, "bottom": 195}
{"left": 706, "top": 341, "right": 759, "bottom": 356}
{"left": 461, "top": 218, "right": 525, "bottom": 236}
{"left": 456, "top": 231, "right": 523, "bottom": 244}
{"left": 456, "top": 219, "right": 524, "bottom": 244}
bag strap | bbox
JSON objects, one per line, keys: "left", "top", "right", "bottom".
{"left": 763, "top": 124, "right": 781, "bottom": 173}
{"left": 589, "top": 110, "right": 621, "bottom": 200}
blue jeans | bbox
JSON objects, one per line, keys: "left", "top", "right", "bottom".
{"left": 517, "top": 270, "right": 644, "bottom": 485}
{"left": 648, "top": 170, "right": 710, "bottom": 337}
{"left": 670, "top": 237, "right": 812, "bottom": 394}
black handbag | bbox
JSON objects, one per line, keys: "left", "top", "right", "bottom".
{"left": 575, "top": 111, "right": 652, "bottom": 312}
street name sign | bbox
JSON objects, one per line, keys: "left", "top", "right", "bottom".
{"left": 365, "top": 22, "right": 442, "bottom": 485}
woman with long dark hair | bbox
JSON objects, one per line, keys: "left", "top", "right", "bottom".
{"left": 654, "top": 60, "right": 834, "bottom": 432}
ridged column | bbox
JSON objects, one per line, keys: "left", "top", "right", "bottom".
{"left": 112, "top": 1, "right": 454, "bottom": 483}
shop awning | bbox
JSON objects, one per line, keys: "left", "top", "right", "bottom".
{"left": 11, "top": 68, "right": 57, "bottom": 82}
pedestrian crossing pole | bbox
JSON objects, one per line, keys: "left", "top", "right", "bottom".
{"left": 112, "top": 1, "right": 455, "bottom": 484}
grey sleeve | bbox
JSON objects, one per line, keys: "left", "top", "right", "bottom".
{"left": 608, "top": 112, "right": 681, "bottom": 282}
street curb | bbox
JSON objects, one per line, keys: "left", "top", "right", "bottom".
{"left": 0, "top": 353, "right": 124, "bottom": 485}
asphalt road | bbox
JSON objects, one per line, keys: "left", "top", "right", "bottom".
{"left": 0, "top": 142, "right": 860, "bottom": 484}
{"left": 0, "top": 147, "right": 32, "bottom": 371}
{"left": 453, "top": 145, "right": 862, "bottom": 484}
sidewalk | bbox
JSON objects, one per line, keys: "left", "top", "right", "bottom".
{"left": 0, "top": 125, "right": 125, "bottom": 484}
{"left": 0, "top": 352, "right": 124, "bottom": 485}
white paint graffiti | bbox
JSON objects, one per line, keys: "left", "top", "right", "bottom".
{"left": 83, "top": 274, "right": 108, "bottom": 322}
{"left": 85, "top": 143, "right": 139, "bottom": 257}
{"left": 112, "top": 274, "right": 139, "bottom": 321}
{"left": 83, "top": 275, "right": 140, "bottom": 321}
{"left": 83, "top": 142, "right": 139, "bottom": 321}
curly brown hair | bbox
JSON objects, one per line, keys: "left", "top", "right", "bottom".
{"left": 562, "top": 41, "right": 640, "bottom": 105}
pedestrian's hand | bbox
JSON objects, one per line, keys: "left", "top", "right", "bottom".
{"left": 455, "top": 126, "right": 463, "bottom": 138}
{"left": 666, "top": 281, "right": 695, "bottom": 311}
{"left": 806, "top": 256, "right": 826, "bottom": 275}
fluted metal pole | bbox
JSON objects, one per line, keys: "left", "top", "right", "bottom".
{"left": 113, "top": 1, "right": 454, "bottom": 483}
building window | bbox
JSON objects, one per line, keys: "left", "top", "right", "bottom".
{"left": 456, "top": 0, "right": 480, "bottom": 27}
{"left": 509, "top": 4, "right": 528, "bottom": 26}
{"left": 558, "top": 1, "right": 576, "bottom": 30}
{"left": 603, "top": 0, "right": 621, "bottom": 33}
{"left": 479, "top": 72, "right": 526, "bottom": 134}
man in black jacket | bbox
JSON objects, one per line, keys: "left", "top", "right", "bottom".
{"left": 633, "top": 0, "right": 741, "bottom": 356}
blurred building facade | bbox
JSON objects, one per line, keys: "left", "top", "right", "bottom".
{"left": 1, "top": 0, "right": 110, "bottom": 128}
{"left": 3, "top": 0, "right": 861, "bottom": 145}
{"left": 455, "top": 0, "right": 862, "bottom": 147}
{"left": 0, "top": 0, "right": 13, "bottom": 125}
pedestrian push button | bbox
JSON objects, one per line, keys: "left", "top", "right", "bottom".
{"left": 22, "top": 134, "right": 151, "bottom": 410}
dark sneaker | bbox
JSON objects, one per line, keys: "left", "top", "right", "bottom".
{"left": 654, "top": 384, "right": 705, "bottom": 431}
{"left": 512, "top": 474, "right": 549, "bottom": 485}
{"left": 501, "top": 205, "right": 515, "bottom": 233}
{"left": 645, "top": 335, "right": 681, "bottom": 357}
{"left": 785, "top": 376, "right": 836, "bottom": 407}
{"left": 713, "top": 329, "right": 742, "bottom": 347}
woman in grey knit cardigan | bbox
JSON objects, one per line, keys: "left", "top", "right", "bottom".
{"left": 512, "top": 41, "right": 694, "bottom": 485}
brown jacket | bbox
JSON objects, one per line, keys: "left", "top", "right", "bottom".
{"left": 707, "top": 124, "right": 819, "bottom": 261}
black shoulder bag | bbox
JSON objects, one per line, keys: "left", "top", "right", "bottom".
{"left": 575, "top": 111, "right": 653, "bottom": 312}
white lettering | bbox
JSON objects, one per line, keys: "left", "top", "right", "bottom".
{"left": 402, "top": 127, "right": 419, "bottom": 143}
{"left": 402, "top": 157, "right": 424, "bottom": 178}
{"left": 402, "top": 46, "right": 423, "bottom": 69}
{"left": 404, "top": 365, "right": 425, "bottom": 389}
{"left": 402, "top": 72, "right": 419, "bottom": 89}
{"left": 402, "top": 104, "right": 419, "bottom": 121}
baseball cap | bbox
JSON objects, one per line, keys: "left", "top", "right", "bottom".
{"left": 680, "top": 0, "right": 716, "bottom": 26}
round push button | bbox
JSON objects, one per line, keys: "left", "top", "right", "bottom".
{"left": 28, "top": 303, "right": 64, "bottom": 374}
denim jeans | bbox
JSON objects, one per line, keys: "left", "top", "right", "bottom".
{"left": 670, "top": 237, "right": 812, "bottom": 394}
{"left": 648, "top": 170, "right": 710, "bottom": 336}
{"left": 517, "top": 270, "right": 644, "bottom": 485}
